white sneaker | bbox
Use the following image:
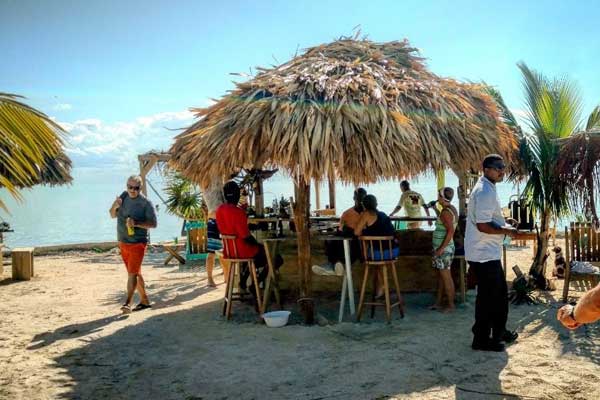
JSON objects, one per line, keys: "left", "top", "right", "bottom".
{"left": 312, "top": 263, "right": 336, "bottom": 275}
{"left": 334, "top": 262, "right": 345, "bottom": 276}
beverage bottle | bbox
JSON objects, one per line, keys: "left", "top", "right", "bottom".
{"left": 127, "top": 218, "right": 135, "bottom": 236}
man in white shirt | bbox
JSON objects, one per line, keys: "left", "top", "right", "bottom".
{"left": 465, "top": 154, "right": 523, "bottom": 352}
{"left": 389, "top": 180, "right": 432, "bottom": 229}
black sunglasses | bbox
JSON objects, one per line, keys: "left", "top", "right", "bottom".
{"left": 487, "top": 164, "right": 506, "bottom": 171}
{"left": 127, "top": 185, "right": 141, "bottom": 191}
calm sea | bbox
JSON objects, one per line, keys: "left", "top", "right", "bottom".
{"left": 0, "top": 167, "right": 530, "bottom": 248}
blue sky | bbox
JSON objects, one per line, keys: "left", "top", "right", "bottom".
{"left": 2, "top": 0, "right": 600, "bottom": 168}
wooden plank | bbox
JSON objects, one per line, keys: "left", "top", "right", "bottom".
{"left": 587, "top": 222, "right": 592, "bottom": 261}
{"left": 574, "top": 222, "right": 581, "bottom": 261}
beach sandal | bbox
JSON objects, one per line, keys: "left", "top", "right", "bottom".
{"left": 120, "top": 304, "right": 132, "bottom": 314}
{"left": 428, "top": 304, "right": 440, "bottom": 311}
{"left": 133, "top": 303, "right": 152, "bottom": 312}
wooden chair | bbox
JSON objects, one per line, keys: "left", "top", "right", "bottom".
{"left": 356, "top": 236, "right": 404, "bottom": 323}
{"left": 185, "top": 220, "right": 208, "bottom": 262}
{"left": 220, "top": 234, "right": 262, "bottom": 319}
{"left": 562, "top": 222, "right": 600, "bottom": 303}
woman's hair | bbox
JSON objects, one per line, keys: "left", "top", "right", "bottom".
{"left": 362, "top": 194, "right": 378, "bottom": 211}
{"left": 439, "top": 187, "right": 454, "bottom": 202}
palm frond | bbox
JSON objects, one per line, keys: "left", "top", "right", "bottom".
{"left": 0, "top": 92, "right": 72, "bottom": 210}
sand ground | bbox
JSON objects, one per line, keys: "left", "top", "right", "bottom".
{"left": 1, "top": 239, "right": 599, "bottom": 400}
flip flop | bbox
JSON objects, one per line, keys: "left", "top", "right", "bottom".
{"left": 133, "top": 303, "right": 152, "bottom": 312}
{"left": 120, "top": 304, "right": 132, "bottom": 314}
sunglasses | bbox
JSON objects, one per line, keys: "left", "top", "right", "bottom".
{"left": 127, "top": 185, "right": 141, "bottom": 191}
{"left": 487, "top": 164, "right": 506, "bottom": 171}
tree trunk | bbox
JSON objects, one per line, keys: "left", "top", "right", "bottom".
{"left": 529, "top": 209, "right": 551, "bottom": 289}
{"left": 293, "top": 177, "right": 314, "bottom": 324}
{"left": 586, "top": 175, "right": 598, "bottom": 225}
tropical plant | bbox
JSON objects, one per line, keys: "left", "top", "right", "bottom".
{"left": 164, "top": 171, "right": 205, "bottom": 221}
{"left": 491, "top": 63, "right": 600, "bottom": 283}
{"left": 0, "top": 93, "right": 72, "bottom": 210}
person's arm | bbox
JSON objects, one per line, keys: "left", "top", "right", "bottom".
{"left": 474, "top": 192, "right": 518, "bottom": 237}
{"left": 353, "top": 213, "right": 368, "bottom": 237}
{"left": 389, "top": 205, "right": 401, "bottom": 217}
{"left": 109, "top": 196, "right": 122, "bottom": 219}
{"left": 128, "top": 202, "right": 158, "bottom": 230}
{"left": 434, "top": 210, "right": 455, "bottom": 256}
{"left": 557, "top": 283, "right": 600, "bottom": 329}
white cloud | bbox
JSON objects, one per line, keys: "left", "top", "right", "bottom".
{"left": 53, "top": 103, "right": 72, "bottom": 111}
{"left": 59, "top": 110, "right": 195, "bottom": 168}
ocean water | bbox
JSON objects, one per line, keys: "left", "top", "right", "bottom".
{"left": 0, "top": 167, "right": 528, "bottom": 248}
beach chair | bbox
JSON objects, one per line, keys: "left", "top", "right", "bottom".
{"left": 220, "top": 234, "right": 262, "bottom": 319}
{"left": 562, "top": 222, "right": 600, "bottom": 302}
{"left": 184, "top": 220, "right": 208, "bottom": 262}
{"left": 356, "top": 236, "right": 404, "bottom": 323}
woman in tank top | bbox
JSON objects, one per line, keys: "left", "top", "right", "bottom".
{"left": 429, "top": 187, "right": 459, "bottom": 312}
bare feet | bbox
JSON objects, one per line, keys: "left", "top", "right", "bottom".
{"left": 207, "top": 279, "right": 217, "bottom": 288}
{"left": 440, "top": 306, "right": 455, "bottom": 313}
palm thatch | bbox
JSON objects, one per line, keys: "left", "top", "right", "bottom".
{"left": 557, "top": 129, "right": 600, "bottom": 223}
{"left": 0, "top": 93, "right": 72, "bottom": 190}
{"left": 169, "top": 38, "right": 519, "bottom": 186}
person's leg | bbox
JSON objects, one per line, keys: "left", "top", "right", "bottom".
{"left": 128, "top": 243, "right": 149, "bottom": 306}
{"left": 471, "top": 261, "right": 494, "bottom": 345}
{"left": 326, "top": 240, "right": 344, "bottom": 265}
{"left": 125, "top": 273, "right": 137, "bottom": 305}
{"left": 490, "top": 260, "right": 510, "bottom": 342}
{"left": 430, "top": 271, "right": 444, "bottom": 309}
{"left": 206, "top": 253, "right": 217, "bottom": 287}
{"left": 440, "top": 268, "right": 455, "bottom": 311}
{"left": 136, "top": 274, "right": 150, "bottom": 304}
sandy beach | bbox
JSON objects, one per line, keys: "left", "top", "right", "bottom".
{"left": 1, "top": 240, "right": 599, "bottom": 400}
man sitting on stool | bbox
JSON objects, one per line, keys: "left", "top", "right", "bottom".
{"left": 312, "top": 188, "right": 367, "bottom": 276}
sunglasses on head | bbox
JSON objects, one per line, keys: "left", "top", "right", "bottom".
{"left": 127, "top": 185, "right": 140, "bottom": 191}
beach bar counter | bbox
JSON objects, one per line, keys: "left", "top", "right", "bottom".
{"left": 261, "top": 215, "right": 457, "bottom": 294}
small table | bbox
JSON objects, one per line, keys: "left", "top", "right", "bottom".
{"left": 160, "top": 242, "right": 186, "bottom": 265}
{"left": 316, "top": 236, "right": 356, "bottom": 322}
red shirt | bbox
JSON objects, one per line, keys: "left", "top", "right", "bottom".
{"left": 215, "top": 203, "right": 259, "bottom": 258}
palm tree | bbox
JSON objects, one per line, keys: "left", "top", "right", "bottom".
{"left": 0, "top": 93, "right": 72, "bottom": 210}
{"left": 163, "top": 171, "right": 205, "bottom": 221}
{"left": 491, "top": 63, "right": 600, "bottom": 283}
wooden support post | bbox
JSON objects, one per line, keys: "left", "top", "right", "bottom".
{"left": 328, "top": 176, "right": 336, "bottom": 210}
{"left": 457, "top": 171, "right": 468, "bottom": 218}
{"left": 12, "top": 247, "right": 34, "bottom": 280}
{"left": 138, "top": 155, "right": 157, "bottom": 198}
{"left": 294, "top": 176, "right": 314, "bottom": 324}
{"left": 255, "top": 177, "right": 264, "bottom": 217}
{"left": 314, "top": 179, "right": 321, "bottom": 210}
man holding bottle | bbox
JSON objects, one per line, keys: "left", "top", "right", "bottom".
{"left": 109, "top": 175, "right": 157, "bottom": 314}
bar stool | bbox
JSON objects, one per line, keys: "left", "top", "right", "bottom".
{"left": 220, "top": 234, "right": 262, "bottom": 319}
{"left": 356, "top": 236, "right": 404, "bottom": 323}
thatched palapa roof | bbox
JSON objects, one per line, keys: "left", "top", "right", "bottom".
{"left": 170, "top": 38, "right": 519, "bottom": 185}
{"left": 557, "top": 129, "right": 600, "bottom": 221}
